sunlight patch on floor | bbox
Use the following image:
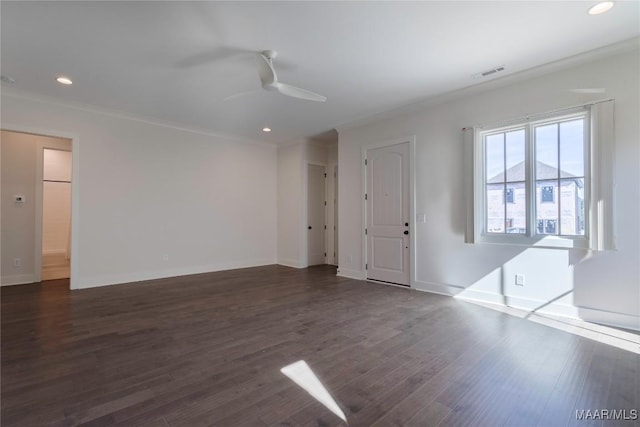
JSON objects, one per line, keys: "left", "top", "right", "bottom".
{"left": 463, "top": 299, "right": 640, "bottom": 354}
{"left": 281, "top": 360, "right": 347, "bottom": 423}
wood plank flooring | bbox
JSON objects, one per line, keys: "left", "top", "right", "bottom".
{"left": 1, "top": 265, "right": 638, "bottom": 426}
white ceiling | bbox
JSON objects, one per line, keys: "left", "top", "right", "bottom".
{"left": 1, "top": 1, "right": 638, "bottom": 144}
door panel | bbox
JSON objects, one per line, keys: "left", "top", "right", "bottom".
{"left": 366, "top": 142, "right": 410, "bottom": 285}
{"left": 307, "top": 164, "right": 326, "bottom": 266}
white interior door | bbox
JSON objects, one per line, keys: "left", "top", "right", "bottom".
{"left": 307, "top": 164, "right": 326, "bottom": 266}
{"left": 366, "top": 142, "right": 410, "bottom": 286}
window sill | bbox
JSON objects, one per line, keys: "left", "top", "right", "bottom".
{"left": 475, "top": 235, "right": 589, "bottom": 249}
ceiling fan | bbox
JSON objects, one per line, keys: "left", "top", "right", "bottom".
{"left": 225, "top": 50, "right": 326, "bottom": 102}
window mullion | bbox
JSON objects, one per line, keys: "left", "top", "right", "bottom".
{"left": 557, "top": 123, "right": 562, "bottom": 235}
{"left": 503, "top": 133, "right": 507, "bottom": 234}
{"left": 527, "top": 123, "right": 534, "bottom": 237}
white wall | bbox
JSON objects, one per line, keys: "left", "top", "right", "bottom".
{"left": 338, "top": 48, "right": 640, "bottom": 330}
{"left": 1, "top": 92, "right": 278, "bottom": 289}
{"left": 277, "top": 142, "right": 304, "bottom": 267}
{"left": 42, "top": 149, "right": 72, "bottom": 255}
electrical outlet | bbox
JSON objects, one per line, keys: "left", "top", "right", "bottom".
{"left": 515, "top": 274, "right": 525, "bottom": 286}
{"left": 13, "top": 258, "right": 21, "bottom": 268}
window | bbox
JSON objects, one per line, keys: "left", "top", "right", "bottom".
{"left": 481, "top": 112, "right": 587, "bottom": 239}
{"left": 482, "top": 112, "right": 589, "bottom": 240}
{"left": 506, "top": 188, "right": 514, "bottom": 204}
{"left": 540, "top": 186, "right": 554, "bottom": 203}
{"left": 465, "top": 100, "right": 614, "bottom": 250}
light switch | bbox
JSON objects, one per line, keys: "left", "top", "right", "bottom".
{"left": 417, "top": 213, "right": 426, "bottom": 223}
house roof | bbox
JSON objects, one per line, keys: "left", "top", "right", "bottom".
{"left": 487, "top": 161, "right": 578, "bottom": 184}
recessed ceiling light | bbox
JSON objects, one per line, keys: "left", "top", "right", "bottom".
{"left": 56, "top": 76, "right": 73, "bottom": 85}
{"left": 588, "top": 1, "right": 614, "bottom": 15}
{"left": 262, "top": 127, "right": 272, "bottom": 133}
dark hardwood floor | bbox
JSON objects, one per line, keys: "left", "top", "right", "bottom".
{"left": 1, "top": 265, "right": 638, "bottom": 426}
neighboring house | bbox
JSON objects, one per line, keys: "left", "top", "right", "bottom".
{"left": 486, "top": 161, "right": 585, "bottom": 235}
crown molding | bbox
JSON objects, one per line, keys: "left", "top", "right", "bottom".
{"left": 336, "top": 37, "right": 639, "bottom": 135}
{"left": 1, "top": 87, "right": 277, "bottom": 148}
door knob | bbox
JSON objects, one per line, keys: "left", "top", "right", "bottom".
{"left": 404, "top": 230, "right": 409, "bottom": 235}
{"left": 308, "top": 226, "right": 312, "bottom": 230}
{"left": 405, "top": 222, "right": 409, "bottom": 227}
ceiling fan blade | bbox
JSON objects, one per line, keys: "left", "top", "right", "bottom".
{"left": 223, "top": 89, "right": 260, "bottom": 101}
{"left": 256, "top": 53, "right": 277, "bottom": 86}
{"left": 275, "top": 83, "right": 326, "bottom": 102}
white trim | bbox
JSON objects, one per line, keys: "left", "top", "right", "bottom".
{"left": 2, "top": 88, "right": 275, "bottom": 148}
{"left": 76, "top": 258, "right": 277, "bottom": 289}
{"left": 277, "top": 258, "right": 306, "bottom": 269}
{"left": 361, "top": 136, "right": 416, "bottom": 288}
{"left": 335, "top": 38, "right": 638, "bottom": 134}
{"left": 455, "top": 289, "right": 579, "bottom": 318}
{"left": 413, "top": 280, "right": 465, "bottom": 297}
{"left": 1, "top": 274, "right": 37, "bottom": 286}
{"left": 471, "top": 107, "right": 595, "bottom": 249}
{"left": 336, "top": 268, "right": 366, "bottom": 280}
{"left": 578, "top": 307, "right": 639, "bottom": 332}
{"left": 1, "top": 124, "right": 80, "bottom": 289}
{"left": 42, "top": 249, "right": 67, "bottom": 256}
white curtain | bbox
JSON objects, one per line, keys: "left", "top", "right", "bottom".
{"left": 589, "top": 99, "right": 615, "bottom": 251}
{"left": 463, "top": 127, "right": 476, "bottom": 244}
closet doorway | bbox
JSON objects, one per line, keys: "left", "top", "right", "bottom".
{"left": 41, "top": 148, "right": 72, "bottom": 281}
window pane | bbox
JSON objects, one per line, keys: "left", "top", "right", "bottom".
{"left": 560, "top": 119, "right": 585, "bottom": 178}
{"left": 560, "top": 178, "right": 585, "bottom": 236}
{"left": 486, "top": 134, "right": 504, "bottom": 184}
{"left": 536, "top": 180, "right": 558, "bottom": 235}
{"left": 506, "top": 182, "right": 526, "bottom": 234}
{"left": 505, "top": 129, "right": 525, "bottom": 182}
{"left": 536, "top": 124, "right": 558, "bottom": 179}
{"left": 486, "top": 183, "right": 505, "bottom": 233}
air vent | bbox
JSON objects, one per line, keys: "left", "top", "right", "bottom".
{"left": 472, "top": 65, "right": 505, "bottom": 79}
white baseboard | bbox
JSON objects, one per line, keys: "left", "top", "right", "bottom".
{"left": 337, "top": 268, "right": 365, "bottom": 280}
{"left": 412, "top": 280, "right": 465, "bottom": 297}
{"left": 455, "top": 288, "right": 579, "bottom": 318}
{"left": 42, "top": 249, "right": 66, "bottom": 256}
{"left": 1, "top": 274, "right": 37, "bottom": 286}
{"left": 277, "top": 258, "right": 305, "bottom": 269}
{"left": 74, "top": 258, "right": 277, "bottom": 290}
{"left": 578, "top": 307, "right": 640, "bottom": 331}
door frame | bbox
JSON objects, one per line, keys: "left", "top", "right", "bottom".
{"left": 303, "top": 161, "right": 328, "bottom": 267}
{"left": 2, "top": 124, "right": 80, "bottom": 289}
{"left": 362, "top": 136, "right": 416, "bottom": 287}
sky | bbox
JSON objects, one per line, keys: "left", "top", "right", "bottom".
{"left": 485, "top": 118, "right": 585, "bottom": 181}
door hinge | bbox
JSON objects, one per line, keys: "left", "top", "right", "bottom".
{"left": 324, "top": 173, "right": 327, "bottom": 178}
{"left": 364, "top": 193, "right": 367, "bottom": 200}
{"left": 366, "top": 263, "right": 368, "bottom": 269}
{"left": 324, "top": 252, "right": 327, "bottom": 257}
{"left": 324, "top": 225, "right": 327, "bottom": 230}
{"left": 364, "top": 158, "right": 368, "bottom": 166}
{"left": 365, "top": 228, "right": 368, "bottom": 235}
{"left": 324, "top": 201, "right": 327, "bottom": 206}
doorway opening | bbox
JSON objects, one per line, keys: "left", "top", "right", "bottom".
{"left": 0, "top": 129, "right": 74, "bottom": 287}
{"left": 307, "top": 164, "right": 327, "bottom": 266}
{"left": 41, "top": 148, "right": 72, "bottom": 281}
